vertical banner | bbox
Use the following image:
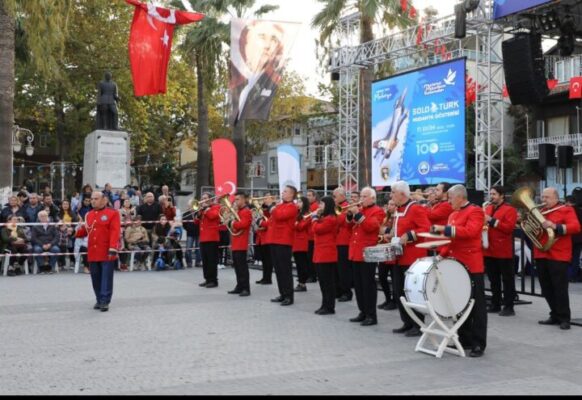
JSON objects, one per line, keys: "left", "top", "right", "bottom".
{"left": 211, "top": 139, "right": 237, "bottom": 198}
{"left": 277, "top": 145, "right": 301, "bottom": 194}
{"left": 371, "top": 58, "right": 466, "bottom": 187}
{"left": 126, "top": 0, "right": 204, "bottom": 96}
{"left": 229, "top": 18, "right": 300, "bottom": 125}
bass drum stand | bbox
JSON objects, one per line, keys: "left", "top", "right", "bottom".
{"left": 400, "top": 240, "right": 474, "bottom": 358}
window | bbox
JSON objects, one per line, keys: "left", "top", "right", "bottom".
{"left": 269, "top": 157, "right": 277, "bottom": 175}
{"left": 38, "top": 134, "right": 49, "bottom": 148}
{"left": 574, "top": 160, "right": 582, "bottom": 183}
{"left": 547, "top": 116, "right": 569, "bottom": 138}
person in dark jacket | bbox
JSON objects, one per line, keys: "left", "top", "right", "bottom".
{"left": 31, "top": 211, "right": 60, "bottom": 273}
{"left": 136, "top": 192, "right": 162, "bottom": 237}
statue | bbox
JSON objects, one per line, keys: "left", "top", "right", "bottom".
{"left": 96, "top": 71, "right": 120, "bottom": 130}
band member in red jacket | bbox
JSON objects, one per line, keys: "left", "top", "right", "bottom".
{"left": 428, "top": 182, "right": 453, "bottom": 226}
{"left": 378, "top": 199, "right": 397, "bottom": 311}
{"left": 534, "top": 187, "right": 581, "bottom": 330}
{"left": 333, "top": 187, "right": 353, "bottom": 302}
{"left": 194, "top": 193, "right": 221, "bottom": 288}
{"left": 255, "top": 194, "right": 273, "bottom": 285}
{"left": 387, "top": 181, "right": 431, "bottom": 337}
{"left": 227, "top": 192, "right": 253, "bottom": 297}
{"left": 432, "top": 184, "right": 487, "bottom": 358}
{"left": 269, "top": 185, "right": 299, "bottom": 306}
{"left": 306, "top": 189, "right": 320, "bottom": 283}
{"left": 347, "top": 187, "right": 386, "bottom": 326}
{"left": 75, "top": 191, "right": 121, "bottom": 312}
{"left": 484, "top": 185, "right": 518, "bottom": 316}
{"left": 312, "top": 197, "right": 339, "bottom": 315}
{"left": 292, "top": 197, "right": 311, "bottom": 292}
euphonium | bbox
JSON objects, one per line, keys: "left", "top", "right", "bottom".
{"left": 511, "top": 187, "right": 557, "bottom": 252}
{"left": 219, "top": 196, "right": 242, "bottom": 236}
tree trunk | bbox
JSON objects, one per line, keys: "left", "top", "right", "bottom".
{"left": 359, "top": 15, "right": 374, "bottom": 187}
{"left": 232, "top": 120, "right": 245, "bottom": 188}
{"left": 195, "top": 55, "right": 210, "bottom": 197}
{"left": 0, "top": 2, "right": 14, "bottom": 198}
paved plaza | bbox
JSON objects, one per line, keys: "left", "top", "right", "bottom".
{"left": 1, "top": 267, "right": 582, "bottom": 395}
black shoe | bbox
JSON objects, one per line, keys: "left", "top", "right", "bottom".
{"left": 447, "top": 343, "right": 472, "bottom": 350}
{"left": 199, "top": 281, "right": 208, "bottom": 287}
{"left": 361, "top": 317, "right": 377, "bottom": 326}
{"left": 93, "top": 303, "right": 101, "bottom": 310}
{"left": 377, "top": 301, "right": 389, "bottom": 310}
{"left": 239, "top": 290, "right": 250, "bottom": 297}
{"left": 560, "top": 321, "right": 571, "bottom": 330}
{"left": 349, "top": 313, "right": 366, "bottom": 323}
{"left": 338, "top": 295, "right": 352, "bottom": 302}
{"left": 256, "top": 279, "right": 265, "bottom": 284}
{"left": 538, "top": 318, "right": 560, "bottom": 325}
{"left": 205, "top": 282, "right": 218, "bottom": 288}
{"left": 487, "top": 305, "right": 501, "bottom": 313}
{"left": 271, "top": 296, "right": 284, "bottom": 303}
{"left": 294, "top": 284, "right": 307, "bottom": 292}
{"left": 228, "top": 289, "right": 242, "bottom": 294}
{"left": 469, "top": 346, "right": 484, "bottom": 358}
{"left": 280, "top": 298, "right": 293, "bottom": 306}
{"left": 385, "top": 301, "right": 397, "bottom": 310}
{"left": 498, "top": 308, "right": 515, "bottom": 317}
{"left": 100, "top": 304, "right": 109, "bottom": 312}
{"left": 314, "top": 307, "right": 323, "bottom": 314}
{"left": 257, "top": 280, "right": 272, "bottom": 285}
{"left": 306, "top": 277, "right": 317, "bottom": 283}
{"left": 393, "top": 324, "right": 413, "bottom": 334}
{"left": 14, "top": 268, "right": 22, "bottom": 276}
{"left": 405, "top": 327, "right": 422, "bottom": 337}
{"left": 317, "top": 309, "right": 335, "bottom": 315}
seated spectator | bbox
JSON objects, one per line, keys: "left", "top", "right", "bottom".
{"left": 17, "top": 190, "right": 29, "bottom": 208}
{"left": 124, "top": 216, "right": 151, "bottom": 271}
{"left": 120, "top": 198, "right": 136, "bottom": 224}
{"left": 77, "top": 196, "right": 92, "bottom": 221}
{"left": 70, "top": 191, "right": 80, "bottom": 214}
{"left": 31, "top": 211, "right": 60, "bottom": 274}
{"left": 73, "top": 226, "right": 89, "bottom": 274}
{"left": 159, "top": 195, "right": 176, "bottom": 222}
{"left": 1, "top": 215, "right": 28, "bottom": 276}
{"left": 41, "top": 194, "right": 60, "bottom": 222}
{"left": 79, "top": 184, "right": 93, "bottom": 205}
{"left": 59, "top": 200, "right": 79, "bottom": 224}
{"left": 152, "top": 215, "right": 171, "bottom": 269}
{"left": 165, "top": 219, "right": 184, "bottom": 269}
{"left": 57, "top": 223, "right": 74, "bottom": 270}
{"left": 137, "top": 192, "right": 162, "bottom": 236}
{"left": 1, "top": 195, "right": 25, "bottom": 223}
{"left": 23, "top": 193, "right": 43, "bottom": 223}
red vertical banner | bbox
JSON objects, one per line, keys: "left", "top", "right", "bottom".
{"left": 211, "top": 139, "right": 237, "bottom": 199}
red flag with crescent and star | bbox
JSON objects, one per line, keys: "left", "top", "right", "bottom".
{"left": 211, "top": 139, "right": 237, "bottom": 200}
{"left": 126, "top": 0, "right": 204, "bottom": 96}
{"left": 569, "top": 76, "right": 582, "bottom": 99}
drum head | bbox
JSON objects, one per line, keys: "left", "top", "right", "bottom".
{"left": 424, "top": 258, "right": 472, "bottom": 319}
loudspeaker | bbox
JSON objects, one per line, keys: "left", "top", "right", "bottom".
{"left": 538, "top": 143, "right": 556, "bottom": 168}
{"left": 454, "top": 3, "right": 467, "bottom": 39}
{"left": 558, "top": 145, "right": 574, "bottom": 169}
{"left": 331, "top": 72, "right": 340, "bottom": 81}
{"left": 502, "top": 33, "right": 548, "bottom": 105}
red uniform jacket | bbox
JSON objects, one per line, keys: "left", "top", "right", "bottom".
{"left": 439, "top": 203, "right": 485, "bottom": 274}
{"left": 307, "top": 201, "right": 319, "bottom": 241}
{"left": 313, "top": 215, "right": 338, "bottom": 263}
{"left": 484, "top": 202, "right": 518, "bottom": 259}
{"left": 230, "top": 206, "right": 252, "bottom": 252}
{"left": 533, "top": 203, "right": 581, "bottom": 262}
{"left": 195, "top": 204, "right": 221, "bottom": 243}
{"left": 392, "top": 201, "right": 430, "bottom": 267}
{"left": 255, "top": 208, "right": 271, "bottom": 245}
{"left": 336, "top": 201, "right": 352, "bottom": 246}
{"left": 348, "top": 204, "right": 386, "bottom": 262}
{"left": 292, "top": 217, "right": 310, "bottom": 252}
{"left": 76, "top": 207, "right": 121, "bottom": 262}
{"left": 269, "top": 201, "right": 298, "bottom": 246}
{"left": 428, "top": 200, "right": 453, "bottom": 226}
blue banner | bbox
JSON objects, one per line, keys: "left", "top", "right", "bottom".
{"left": 277, "top": 144, "right": 301, "bottom": 193}
{"left": 371, "top": 58, "right": 466, "bottom": 187}
{"left": 493, "top": 0, "right": 552, "bottom": 19}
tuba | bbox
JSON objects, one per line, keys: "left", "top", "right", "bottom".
{"left": 511, "top": 187, "right": 557, "bottom": 252}
{"left": 219, "top": 196, "right": 242, "bottom": 236}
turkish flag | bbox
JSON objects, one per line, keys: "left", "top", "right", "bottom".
{"left": 400, "top": 0, "right": 408, "bottom": 13}
{"left": 126, "top": 0, "right": 204, "bottom": 96}
{"left": 502, "top": 85, "right": 509, "bottom": 98}
{"left": 569, "top": 77, "right": 582, "bottom": 99}
{"left": 211, "top": 139, "right": 237, "bottom": 199}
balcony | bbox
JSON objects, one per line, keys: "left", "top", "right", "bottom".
{"left": 545, "top": 55, "right": 582, "bottom": 84}
{"left": 526, "top": 133, "right": 582, "bottom": 159}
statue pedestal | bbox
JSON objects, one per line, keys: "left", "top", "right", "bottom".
{"left": 83, "top": 130, "right": 130, "bottom": 189}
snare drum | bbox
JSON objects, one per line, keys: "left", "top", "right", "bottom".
{"left": 364, "top": 244, "right": 400, "bottom": 262}
{"left": 404, "top": 257, "right": 471, "bottom": 319}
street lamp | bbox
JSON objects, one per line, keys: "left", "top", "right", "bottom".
{"left": 12, "top": 125, "right": 35, "bottom": 156}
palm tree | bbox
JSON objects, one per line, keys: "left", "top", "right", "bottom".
{"left": 0, "top": 0, "right": 71, "bottom": 195}
{"left": 312, "top": 0, "right": 413, "bottom": 186}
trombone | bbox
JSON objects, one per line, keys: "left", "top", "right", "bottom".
{"left": 334, "top": 200, "right": 364, "bottom": 216}
{"left": 191, "top": 194, "right": 222, "bottom": 212}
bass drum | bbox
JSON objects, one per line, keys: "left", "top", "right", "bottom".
{"left": 404, "top": 257, "right": 472, "bottom": 319}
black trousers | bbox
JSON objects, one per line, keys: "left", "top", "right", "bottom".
{"left": 536, "top": 259, "right": 571, "bottom": 322}
{"left": 232, "top": 250, "right": 249, "bottom": 292}
{"left": 485, "top": 257, "right": 515, "bottom": 309}
{"left": 307, "top": 240, "right": 317, "bottom": 280}
{"left": 317, "top": 262, "right": 337, "bottom": 311}
{"left": 391, "top": 264, "right": 424, "bottom": 328}
{"left": 260, "top": 244, "right": 273, "bottom": 282}
{"left": 337, "top": 245, "right": 353, "bottom": 298}
{"left": 459, "top": 273, "right": 488, "bottom": 350}
{"left": 293, "top": 251, "right": 309, "bottom": 284}
{"left": 378, "top": 263, "right": 393, "bottom": 303}
{"left": 353, "top": 261, "right": 377, "bottom": 319}
{"left": 200, "top": 241, "right": 218, "bottom": 283}
{"left": 218, "top": 230, "right": 230, "bottom": 265}
{"left": 271, "top": 244, "right": 293, "bottom": 301}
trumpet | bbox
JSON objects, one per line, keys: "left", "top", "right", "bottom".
{"left": 249, "top": 195, "right": 280, "bottom": 204}
{"left": 219, "top": 196, "right": 242, "bottom": 236}
{"left": 303, "top": 210, "right": 322, "bottom": 220}
{"left": 335, "top": 200, "right": 364, "bottom": 216}
{"left": 191, "top": 194, "right": 222, "bottom": 211}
